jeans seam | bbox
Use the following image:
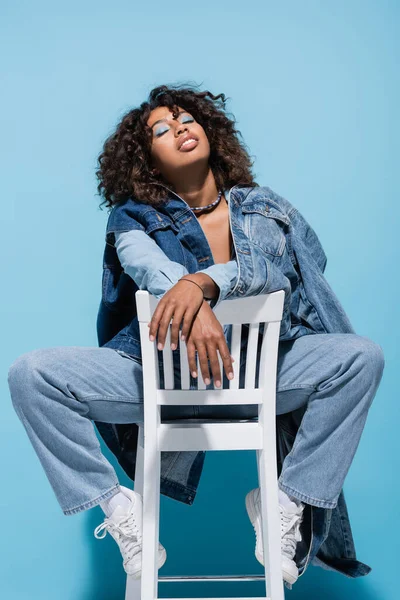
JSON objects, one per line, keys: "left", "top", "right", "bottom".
{"left": 79, "top": 395, "right": 143, "bottom": 402}
{"left": 278, "top": 387, "right": 314, "bottom": 480}
{"left": 161, "top": 452, "right": 182, "bottom": 478}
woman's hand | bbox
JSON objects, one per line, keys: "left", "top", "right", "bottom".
{"left": 147, "top": 278, "right": 205, "bottom": 351}
{"left": 147, "top": 276, "right": 235, "bottom": 386}
{"left": 184, "top": 301, "right": 235, "bottom": 387}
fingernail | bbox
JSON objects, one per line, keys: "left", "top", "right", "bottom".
{"left": 192, "top": 371, "right": 197, "bottom": 378}
{"left": 228, "top": 372, "right": 234, "bottom": 380}
{"left": 171, "top": 343, "right": 176, "bottom": 350}
{"left": 149, "top": 335, "right": 154, "bottom": 341}
{"left": 158, "top": 342, "right": 163, "bottom": 350}
{"left": 205, "top": 377, "right": 210, "bottom": 385}
{"left": 181, "top": 334, "right": 185, "bottom": 341}
{"left": 215, "top": 380, "right": 221, "bottom": 387}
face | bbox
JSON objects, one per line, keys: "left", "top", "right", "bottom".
{"left": 147, "top": 105, "right": 210, "bottom": 184}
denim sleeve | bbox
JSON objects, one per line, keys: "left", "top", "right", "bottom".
{"left": 114, "top": 230, "right": 190, "bottom": 300}
{"left": 115, "top": 230, "right": 239, "bottom": 308}
{"left": 287, "top": 206, "right": 327, "bottom": 273}
{"left": 194, "top": 260, "right": 239, "bottom": 309}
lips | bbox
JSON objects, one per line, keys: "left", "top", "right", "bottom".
{"left": 177, "top": 134, "right": 199, "bottom": 151}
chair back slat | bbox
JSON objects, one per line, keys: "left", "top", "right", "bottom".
{"left": 179, "top": 339, "right": 191, "bottom": 389}
{"left": 229, "top": 324, "right": 242, "bottom": 390}
{"left": 244, "top": 323, "right": 260, "bottom": 389}
{"left": 162, "top": 327, "right": 174, "bottom": 389}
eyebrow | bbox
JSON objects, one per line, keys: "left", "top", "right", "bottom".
{"left": 149, "top": 110, "right": 187, "bottom": 129}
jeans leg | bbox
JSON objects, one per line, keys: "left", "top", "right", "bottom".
{"left": 7, "top": 346, "right": 151, "bottom": 516}
{"left": 274, "top": 333, "right": 385, "bottom": 509}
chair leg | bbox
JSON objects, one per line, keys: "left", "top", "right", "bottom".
{"left": 256, "top": 448, "right": 285, "bottom": 600}
{"left": 125, "top": 427, "right": 145, "bottom": 600}
{"left": 134, "top": 426, "right": 145, "bottom": 497}
{"left": 141, "top": 428, "right": 162, "bottom": 600}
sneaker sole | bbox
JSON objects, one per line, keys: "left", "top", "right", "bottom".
{"left": 245, "top": 489, "right": 298, "bottom": 585}
{"left": 127, "top": 546, "right": 167, "bottom": 579}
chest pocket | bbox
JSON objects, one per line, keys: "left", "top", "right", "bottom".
{"left": 144, "top": 211, "right": 180, "bottom": 236}
{"left": 241, "top": 202, "right": 288, "bottom": 257}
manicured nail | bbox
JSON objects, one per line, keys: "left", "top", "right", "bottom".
{"left": 171, "top": 343, "right": 176, "bottom": 350}
{"left": 228, "top": 372, "right": 234, "bottom": 380}
{"left": 192, "top": 371, "right": 197, "bottom": 378}
{"left": 149, "top": 335, "right": 154, "bottom": 341}
{"left": 158, "top": 342, "right": 163, "bottom": 350}
{"left": 215, "top": 380, "right": 221, "bottom": 387}
{"left": 205, "top": 377, "right": 210, "bottom": 385}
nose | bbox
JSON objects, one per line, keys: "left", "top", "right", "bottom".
{"left": 176, "top": 124, "right": 189, "bottom": 136}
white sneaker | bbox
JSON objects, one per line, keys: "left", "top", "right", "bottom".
{"left": 245, "top": 487, "right": 305, "bottom": 585}
{"left": 94, "top": 486, "right": 167, "bottom": 579}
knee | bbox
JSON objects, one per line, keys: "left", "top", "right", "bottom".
{"left": 8, "top": 351, "right": 32, "bottom": 387}
{"left": 353, "top": 336, "right": 385, "bottom": 377}
{"left": 7, "top": 348, "right": 51, "bottom": 409}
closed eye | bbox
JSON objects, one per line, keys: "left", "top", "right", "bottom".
{"left": 154, "top": 115, "right": 194, "bottom": 138}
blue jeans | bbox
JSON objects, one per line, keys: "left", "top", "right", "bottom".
{"left": 7, "top": 333, "right": 384, "bottom": 515}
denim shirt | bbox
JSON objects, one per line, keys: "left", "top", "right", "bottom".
{"left": 95, "top": 183, "right": 370, "bottom": 581}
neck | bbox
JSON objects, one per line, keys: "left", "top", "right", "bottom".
{"left": 168, "top": 167, "right": 219, "bottom": 209}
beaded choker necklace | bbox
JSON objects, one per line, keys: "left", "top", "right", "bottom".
{"left": 189, "top": 190, "right": 222, "bottom": 212}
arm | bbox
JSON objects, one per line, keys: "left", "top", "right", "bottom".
{"left": 114, "top": 230, "right": 189, "bottom": 299}
{"left": 192, "top": 260, "right": 239, "bottom": 309}
{"left": 114, "top": 230, "right": 238, "bottom": 306}
{"left": 287, "top": 206, "right": 327, "bottom": 273}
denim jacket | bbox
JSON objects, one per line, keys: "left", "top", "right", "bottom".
{"left": 95, "top": 183, "right": 371, "bottom": 581}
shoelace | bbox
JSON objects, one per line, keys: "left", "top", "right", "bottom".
{"left": 94, "top": 512, "right": 142, "bottom": 562}
{"left": 279, "top": 506, "right": 303, "bottom": 559}
{"left": 253, "top": 490, "right": 303, "bottom": 560}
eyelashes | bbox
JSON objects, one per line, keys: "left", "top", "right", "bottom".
{"left": 155, "top": 116, "right": 194, "bottom": 138}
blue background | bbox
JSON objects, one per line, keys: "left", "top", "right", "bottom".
{"left": 1, "top": 0, "right": 398, "bottom": 598}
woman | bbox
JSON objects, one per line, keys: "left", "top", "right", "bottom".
{"left": 7, "top": 83, "right": 385, "bottom": 588}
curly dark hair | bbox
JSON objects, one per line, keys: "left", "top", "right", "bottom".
{"left": 96, "top": 82, "right": 258, "bottom": 211}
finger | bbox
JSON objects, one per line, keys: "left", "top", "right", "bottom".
{"left": 206, "top": 342, "right": 222, "bottom": 388}
{"left": 148, "top": 300, "right": 167, "bottom": 341}
{"left": 219, "top": 341, "right": 235, "bottom": 381}
{"left": 180, "top": 308, "right": 198, "bottom": 341}
{"left": 156, "top": 304, "right": 176, "bottom": 350}
{"left": 186, "top": 340, "right": 198, "bottom": 378}
{"left": 195, "top": 341, "right": 211, "bottom": 386}
{"left": 170, "top": 308, "right": 185, "bottom": 350}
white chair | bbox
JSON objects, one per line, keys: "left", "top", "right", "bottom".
{"left": 125, "top": 288, "right": 286, "bottom": 600}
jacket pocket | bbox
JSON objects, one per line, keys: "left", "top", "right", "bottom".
{"left": 241, "top": 205, "right": 287, "bottom": 257}
{"left": 144, "top": 214, "right": 180, "bottom": 235}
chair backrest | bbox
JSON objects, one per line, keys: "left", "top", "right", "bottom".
{"left": 136, "top": 290, "right": 285, "bottom": 409}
